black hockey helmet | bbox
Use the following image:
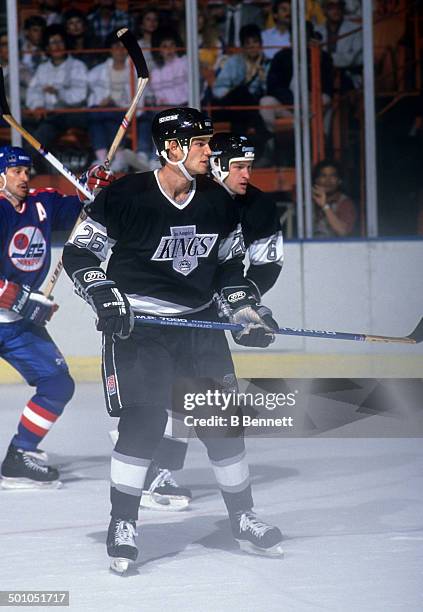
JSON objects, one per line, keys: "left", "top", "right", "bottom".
{"left": 209, "top": 133, "right": 255, "bottom": 182}
{"left": 152, "top": 107, "right": 214, "bottom": 162}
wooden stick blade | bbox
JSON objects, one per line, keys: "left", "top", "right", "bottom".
{"left": 117, "top": 28, "right": 149, "bottom": 79}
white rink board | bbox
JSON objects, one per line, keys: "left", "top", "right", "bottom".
{"left": 302, "top": 241, "right": 371, "bottom": 354}
{"left": 48, "top": 240, "right": 423, "bottom": 357}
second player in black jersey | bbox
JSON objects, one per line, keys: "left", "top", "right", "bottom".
{"left": 209, "top": 132, "right": 284, "bottom": 295}
{"left": 62, "top": 108, "right": 283, "bottom": 572}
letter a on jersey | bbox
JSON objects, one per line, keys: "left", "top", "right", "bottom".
{"left": 151, "top": 225, "right": 218, "bottom": 276}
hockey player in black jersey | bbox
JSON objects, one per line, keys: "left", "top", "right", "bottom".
{"left": 148, "top": 132, "right": 284, "bottom": 509}
{"left": 209, "top": 132, "right": 284, "bottom": 295}
{"left": 62, "top": 108, "right": 283, "bottom": 572}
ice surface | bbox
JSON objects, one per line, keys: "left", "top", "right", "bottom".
{"left": 0, "top": 383, "right": 422, "bottom": 612}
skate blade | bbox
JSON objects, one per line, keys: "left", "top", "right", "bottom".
{"left": 0, "top": 477, "right": 62, "bottom": 490}
{"left": 237, "top": 539, "right": 284, "bottom": 558}
{"left": 140, "top": 491, "right": 190, "bottom": 511}
{"left": 110, "top": 557, "right": 133, "bottom": 574}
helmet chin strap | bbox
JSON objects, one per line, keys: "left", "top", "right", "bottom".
{"left": 175, "top": 159, "right": 195, "bottom": 182}
{"left": 219, "top": 177, "right": 236, "bottom": 198}
{"left": 210, "top": 161, "right": 235, "bottom": 196}
{"left": 161, "top": 144, "right": 195, "bottom": 181}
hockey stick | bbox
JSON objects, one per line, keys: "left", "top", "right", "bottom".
{"left": 43, "top": 30, "right": 149, "bottom": 297}
{"left": 103, "top": 28, "right": 149, "bottom": 169}
{"left": 134, "top": 314, "right": 423, "bottom": 345}
{"left": 0, "top": 68, "right": 93, "bottom": 201}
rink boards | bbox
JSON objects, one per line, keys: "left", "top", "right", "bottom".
{"left": 0, "top": 239, "right": 422, "bottom": 382}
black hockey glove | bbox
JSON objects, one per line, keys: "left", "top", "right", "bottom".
{"left": 0, "top": 280, "right": 58, "bottom": 326}
{"left": 72, "top": 267, "right": 133, "bottom": 338}
{"left": 216, "top": 283, "right": 278, "bottom": 348}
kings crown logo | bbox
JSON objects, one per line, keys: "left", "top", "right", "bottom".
{"left": 152, "top": 225, "right": 218, "bottom": 276}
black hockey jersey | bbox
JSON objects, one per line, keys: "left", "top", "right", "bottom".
{"left": 63, "top": 171, "right": 245, "bottom": 315}
{"left": 237, "top": 184, "right": 284, "bottom": 295}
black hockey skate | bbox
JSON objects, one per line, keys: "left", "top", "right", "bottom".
{"left": 231, "top": 511, "right": 283, "bottom": 557}
{"left": 140, "top": 461, "right": 192, "bottom": 511}
{"left": 0, "top": 445, "right": 60, "bottom": 489}
{"left": 107, "top": 518, "right": 138, "bottom": 574}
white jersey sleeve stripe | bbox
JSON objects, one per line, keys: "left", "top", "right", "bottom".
{"left": 247, "top": 230, "right": 284, "bottom": 267}
{"left": 67, "top": 217, "right": 115, "bottom": 262}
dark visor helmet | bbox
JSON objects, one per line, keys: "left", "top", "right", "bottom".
{"left": 209, "top": 133, "right": 255, "bottom": 182}
{"left": 152, "top": 107, "right": 214, "bottom": 161}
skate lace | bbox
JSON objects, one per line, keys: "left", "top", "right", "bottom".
{"left": 148, "top": 468, "right": 178, "bottom": 492}
{"left": 114, "top": 521, "right": 137, "bottom": 546}
{"left": 22, "top": 453, "right": 48, "bottom": 474}
{"left": 239, "top": 512, "right": 272, "bottom": 539}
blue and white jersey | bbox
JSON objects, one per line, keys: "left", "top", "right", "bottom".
{"left": 0, "top": 188, "right": 81, "bottom": 323}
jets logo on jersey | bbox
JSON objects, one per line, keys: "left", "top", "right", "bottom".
{"left": 151, "top": 225, "right": 218, "bottom": 276}
{"left": 8, "top": 226, "right": 47, "bottom": 271}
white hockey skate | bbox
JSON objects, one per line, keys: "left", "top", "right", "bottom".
{"left": 108, "top": 433, "right": 192, "bottom": 511}
{"left": 140, "top": 462, "right": 192, "bottom": 511}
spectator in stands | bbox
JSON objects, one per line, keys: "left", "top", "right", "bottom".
{"left": 87, "top": 0, "right": 134, "bottom": 47}
{"left": 25, "top": 25, "right": 88, "bottom": 171}
{"left": 38, "top": 0, "right": 62, "bottom": 26}
{"left": 217, "top": 0, "right": 264, "bottom": 49}
{"left": 87, "top": 33, "right": 132, "bottom": 171}
{"left": 261, "top": 1, "right": 276, "bottom": 29}
{"left": 198, "top": 6, "right": 224, "bottom": 70}
{"left": 312, "top": 159, "right": 356, "bottom": 237}
{"left": 64, "top": 9, "right": 102, "bottom": 69}
{"left": 134, "top": 7, "right": 161, "bottom": 167}
{"left": 260, "top": 21, "right": 333, "bottom": 140}
{"left": 1, "top": 32, "right": 32, "bottom": 106}
{"left": 136, "top": 7, "right": 160, "bottom": 71}
{"left": 262, "top": 0, "right": 291, "bottom": 60}
{"left": 316, "top": 0, "right": 362, "bottom": 90}
{"left": 208, "top": 0, "right": 226, "bottom": 29}
{"left": 307, "top": 0, "right": 326, "bottom": 26}
{"left": 212, "top": 24, "right": 270, "bottom": 141}
{"left": 149, "top": 27, "right": 188, "bottom": 108}
{"left": 137, "top": 27, "right": 188, "bottom": 168}
{"left": 163, "top": 0, "right": 186, "bottom": 44}
{"left": 20, "top": 16, "right": 46, "bottom": 77}
{"left": 198, "top": 6, "right": 225, "bottom": 102}
{"left": 343, "top": 0, "right": 361, "bottom": 20}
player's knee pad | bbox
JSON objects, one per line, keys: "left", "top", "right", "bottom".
{"left": 36, "top": 371, "right": 75, "bottom": 413}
